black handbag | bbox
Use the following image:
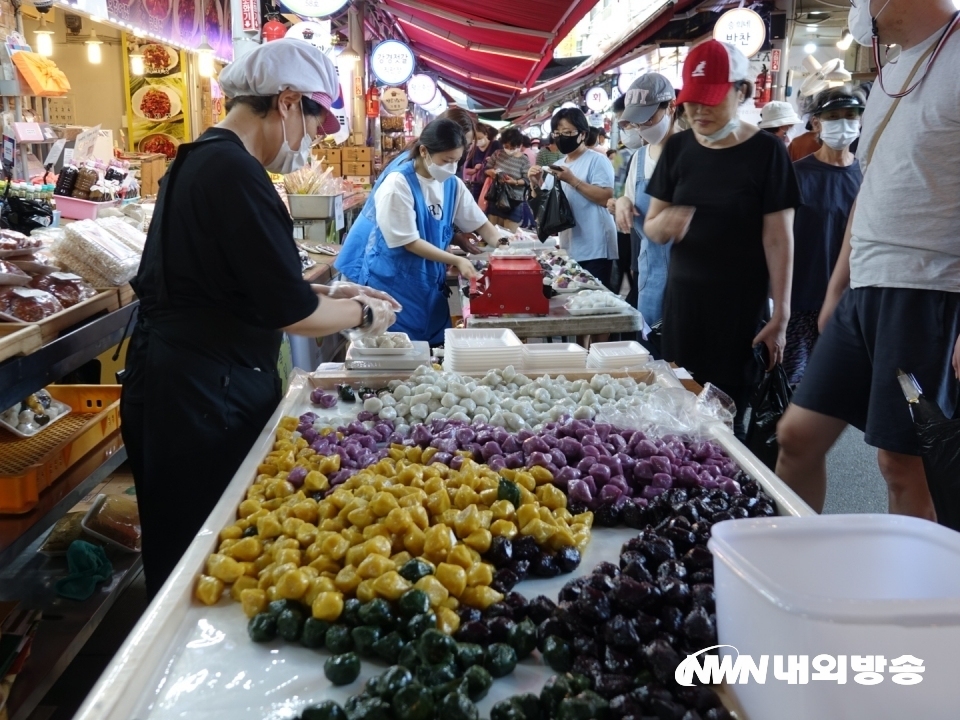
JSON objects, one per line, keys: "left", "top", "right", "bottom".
{"left": 535, "top": 182, "right": 577, "bottom": 242}
{"left": 744, "top": 345, "right": 793, "bottom": 470}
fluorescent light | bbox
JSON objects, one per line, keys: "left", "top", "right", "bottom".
{"left": 35, "top": 17, "right": 54, "bottom": 57}
{"left": 86, "top": 30, "right": 103, "bottom": 64}
{"left": 804, "top": 42, "right": 817, "bottom": 54}
{"left": 197, "top": 41, "right": 215, "bottom": 78}
{"left": 807, "top": 24, "right": 818, "bottom": 31}
{"left": 837, "top": 32, "right": 854, "bottom": 50}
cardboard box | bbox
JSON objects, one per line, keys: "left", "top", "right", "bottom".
{"left": 351, "top": 132, "right": 365, "bottom": 146}
{"left": 313, "top": 147, "right": 341, "bottom": 164}
{"left": 321, "top": 163, "right": 341, "bottom": 176}
{"left": 345, "top": 175, "right": 373, "bottom": 189}
{"left": 342, "top": 147, "right": 372, "bottom": 163}
{"left": 136, "top": 153, "right": 167, "bottom": 197}
{"left": 343, "top": 161, "right": 371, "bottom": 176}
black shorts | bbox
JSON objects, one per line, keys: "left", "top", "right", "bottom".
{"left": 579, "top": 258, "right": 617, "bottom": 293}
{"left": 792, "top": 287, "right": 960, "bottom": 455}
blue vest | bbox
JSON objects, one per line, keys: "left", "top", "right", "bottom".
{"left": 335, "top": 154, "right": 409, "bottom": 281}
{"left": 633, "top": 146, "right": 672, "bottom": 328}
{"left": 357, "top": 162, "right": 458, "bottom": 344}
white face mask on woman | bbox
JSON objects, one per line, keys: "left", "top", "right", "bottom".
{"left": 620, "top": 127, "right": 644, "bottom": 149}
{"left": 819, "top": 118, "right": 860, "bottom": 150}
{"left": 266, "top": 105, "right": 311, "bottom": 174}
{"left": 638, "top": 112, "right": 672, "bottom": 146}
{"left": 699, "top": 117, "right": 740, "bottom": 144}
{"left": 425, "top": 153, "right": 458, "bottom": 181}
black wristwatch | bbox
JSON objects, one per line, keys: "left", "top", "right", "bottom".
{"left": 353, "top": 300, "right": 373, "bottom": 330}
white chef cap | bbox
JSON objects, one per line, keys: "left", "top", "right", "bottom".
{"left": 219, "top": 38, "right": 340, "bottom": 135}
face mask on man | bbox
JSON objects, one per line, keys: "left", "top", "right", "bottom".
{"left": 849, "top": 0, "right": 892, "bottom": 46}
{"left": 504, "top": 148, "right": 522, "bottom": 157}
{"left": 638, "top": 112, "right": 672, "bottom": 146}
{"left": 819, "top": 118, "right": 860, "bottom": 150}
{"left": 555, "top": 133, "right": 582, "bottom": 155}
{"left": 425, "top": 153, "right": 458, "bottom": 181}
{"left": 266, "top": 104, "right": 312, "bottom": 174}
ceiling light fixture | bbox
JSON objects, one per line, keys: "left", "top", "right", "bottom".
{"left": 837, "top": 31, "right": 854, "bottom": 50}
{"left": 86, "top": 29, "right": 103, "bottom": 64}
{"left": 34, "top": 16, "right": 54, "bottom": 57}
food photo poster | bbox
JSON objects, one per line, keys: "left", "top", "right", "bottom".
{"left": 123, "top": 36, "right": 190, "bottom": 159}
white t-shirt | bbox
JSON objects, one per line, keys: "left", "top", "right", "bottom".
{"left": 374, "top": 172, "right": 488, "bottom": 249}
{"left": 624, "top": 145, "right": 659, "bottom": 202}
{"left": 850, "top": 21, "right": 960, "bottom": 292}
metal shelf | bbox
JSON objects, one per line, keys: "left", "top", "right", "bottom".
{"left": 0, "top": 436, "right": 127, "bottom": 569}
{"left": 0, "top": 302, "right": 138, "bottom": 411}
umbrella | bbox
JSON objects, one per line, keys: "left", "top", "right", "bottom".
{"left": 898, "top": 370, "right": 960, "bottom": 531}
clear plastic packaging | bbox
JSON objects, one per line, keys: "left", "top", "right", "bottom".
{"left": 29, "top": 272, "right": 97, "bottom": 308}
{"left": 0, "top": 286, "right": 64, "bottom": 320}
{"left": 82, "top": 494, "right": 141, "bottom": 552}
{"left": 39, "top": 511, "right": 87, "bottom": 555}
{"left": 71, "top": 163, "right": 100, "bottom": 200}
{"left": 0, "top": 389, "right": 71, "bottom": 437}
{"left": 54, "top": 220, "right": 141, "bottom": 286}
{"left": 0, "top": 258, "right": 31, "bottom": 286}
{"left": 0, "top": 228, "right": 43, "bottom": 257}
{"left": 96, "top": 216, "right": 146, "bottom": 254}
{"left": 597, "top": 381, "right": 734, "bottom": 437}
{"left": 11, "top": 250, "right": 61, "bottom": 275}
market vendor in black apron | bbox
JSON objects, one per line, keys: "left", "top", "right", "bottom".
{"left": 121, "top": 39, "right": 399, "bottom": 597}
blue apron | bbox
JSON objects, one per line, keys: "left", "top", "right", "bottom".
{"left": 335, "top": 153, "right": 409, "bottom": 281}
{"left": 632, "top": 146, "right": 672, "bottom": 328}
{"left": 358, "top": 162, "right": 458, "bottom": 345}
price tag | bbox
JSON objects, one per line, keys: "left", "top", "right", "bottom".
{"left": 2, "top": 135, "right": 14, "bottom": 166}
{"left": 44, "top": 139, "right": 67, "bottom": 167}
{"left": 334, "top": 194, "right": 344, "bottom": 231}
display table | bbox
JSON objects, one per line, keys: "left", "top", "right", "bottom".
{"left": 73, "top": 368, "right": 813, "bottom": 720}
{"left": 463, "top": 293, "right": 644, "bottom": 338}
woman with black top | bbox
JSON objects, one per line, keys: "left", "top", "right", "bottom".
{"left": 645, "top": 40, "right": 801, "bottom": 435}
{"left": 121, "top": 40, "right": 398, "bottom": 596}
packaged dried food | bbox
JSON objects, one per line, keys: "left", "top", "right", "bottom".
{"left": 0, "top": 229, "right": 43, "bottom": 257}
{"left": 29, "top": 272, "right": 97, "bottom": 307}
{"left": 70, "top": 163, "right": 100, "bottom": 200}
{"left": 0, "top": 286, "right": 63, "bottom": 321}
{"left": 53, "top": 220, "right": 140, "bottom": 286}
{"left": 96, "top": 217, "right": 146, "bottom": 253}
{"left": 82, "top": 494, "right": 141, "bottom": 552}
{"left": 39, "top": 511, "right": 88, "bottom": 555}
{"left": 0, "top": 259, "right": 31, "bottom": 286}
{"left": 11, "top": 250, "right": 60, "bottom": 275}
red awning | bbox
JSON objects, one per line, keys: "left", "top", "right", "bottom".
{"left": 380, "top": 0, "right": 597, "bottom": 108}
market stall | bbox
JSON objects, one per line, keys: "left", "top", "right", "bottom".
{"left": 72, "top": 362, "right": 813, "bottom": 720}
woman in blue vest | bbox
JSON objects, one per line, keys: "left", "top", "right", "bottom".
{"left": 336, "top": 108, "right": 480, "bottom": 282}
{"left": 357, "top": 118, "right": 502, "bottom": 344}
{"left": 613, "top": 73, "right": 679, "bottom": 351}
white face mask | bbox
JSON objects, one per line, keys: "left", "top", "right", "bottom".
{"left": 504, "top": 148, "right": 522, "bottom": 157}
{"left": 266, "top": 105, "right": 311, "bottom": 175}
{"left": 621, "top": 127, "right": 644, "bottom": 149}
{"left": 638, "top": 112, "right": 671, "bottom": 146}
{"left": 819, "top": 118, "right": 860, "bottom": 150}
{"left": 849, "top": 0, "right": 892, "bottom": 46}
{"left": 425, "top": 154, "right": 458, "bottom": 181}
{"left": 700, "top": 117, "right": 740, "bottom": 144}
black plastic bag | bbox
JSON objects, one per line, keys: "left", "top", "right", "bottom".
{"left": 898, "top": 371, "right": 960, "bottom": 531}
{"left": 535, "top": 182, "right": 576, "bottom": 242}
{"left": 2, "top": 195, "right": 53, "bottom": 235}
{"left": 744, "top": 347, "right": 792, "bottom": 470}
{"left": 485, "top": 179, "right": 513, "bottom": 213}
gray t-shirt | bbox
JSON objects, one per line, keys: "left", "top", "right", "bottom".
{"left": 850, "top": 22, "right": 960, "bottom": 292}
{"left": 543, "top": 150, "right": 618, "bottom": 262}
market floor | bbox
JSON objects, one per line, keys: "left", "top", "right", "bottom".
{"left": 26, "top": 428, "right": 887, "bottom": 720}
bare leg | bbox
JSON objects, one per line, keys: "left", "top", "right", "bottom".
{"left": 775, "top": 404, "right": 848, "bottom": 512}
{"left": 877, "top": 450, "right": 936, "bottom": 520}
{"left": 501, "top": 219, "right": 520, "bottom": 233}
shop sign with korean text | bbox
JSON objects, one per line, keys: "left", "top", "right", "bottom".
{"left": 105, "top": 0, "right": 233, "bottom": 60}
{"left": 371, "top": 40, "right": 415, "bottom": 87}
{"left": 713, "top": 8, "right": 766, "bottom": 59}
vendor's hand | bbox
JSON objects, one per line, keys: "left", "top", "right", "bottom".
{"left": 454, "top": 257, "right": 481, "bottom": 280}
{"left": 657, "top": 206, "right": 695, "bottom": 243}
{"left": 451, "top": 232, "right": 483, "bottom": 255}
{"left": 317, "top": 282, "right": 402, "bottom": 311}
{"left": 614, "top": 196, "right": 639, "bottom": 234}
{"left": 528, "top": 165, "right": 543, "bottom": 184}
{"left": 353, "top": 295, "right": 398, "bottom": 338}
{"left": 753, "top": 315, "right": 788, "bottom": 371}
{"left": 953, "top": 333, "right": 960, "bottom": 380}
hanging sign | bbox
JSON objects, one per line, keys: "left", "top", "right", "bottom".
{"left": 585, "top": 86, "right": 609, "bottom": 113}
{"left": 286, "top": 21, "right": 331, "bottom": 50}
{"left": 381, "top": 87, "right": 408, "bottom": 115}
{"left": 278, "top": 0, "right": 348, "bottom": 19}
{"left": 713, "top": 8, "right": 767, "bottom": 59}
{"left": 541, "top": 119, "right": 552, "bottom": 135}
{"left": 617, "top": 72, "right": 637, "bottom": 93}
{"left": 407, "top": 74, "right": 437, "bottom": 105}
{"left": 370, "top": 40, "right": 416, "bottom": 86}
{"left": 241, "top": 0, "right": 261, "bottom": 31}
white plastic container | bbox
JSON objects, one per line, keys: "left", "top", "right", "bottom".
{"left": 709, "top": 515, "right": 960, "bottom": 719}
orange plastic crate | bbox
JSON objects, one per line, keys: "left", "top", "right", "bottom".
{"left": 0, "top": 385, "right": 122, "bottom": 514}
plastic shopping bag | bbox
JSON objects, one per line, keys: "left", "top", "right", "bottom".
{"left": 898, "top": 370, "right": 960, "bottom": 531}
{"left": 536, "top": 182, "right": 577, "bottom": 242}
{"left": 744, "top": 347, "right": 792, "bottom": 469}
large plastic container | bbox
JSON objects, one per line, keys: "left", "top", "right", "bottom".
{"left": 709, "top": 515, "right": 960, "bottom": 719}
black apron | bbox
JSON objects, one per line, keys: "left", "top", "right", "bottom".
{"left": 121, "top": 135, "right": 282, "bottom": 597}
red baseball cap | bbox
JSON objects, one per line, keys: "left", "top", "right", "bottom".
{"left": 677, "top": 40, "right": 751, "bottom": 107}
